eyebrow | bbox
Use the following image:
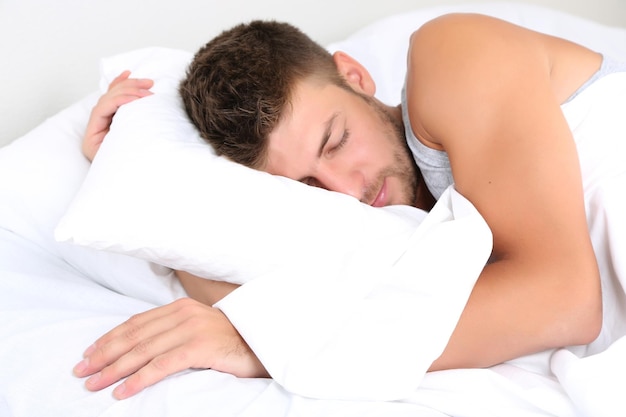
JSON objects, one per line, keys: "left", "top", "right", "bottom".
{"left": 317, "top": 112, "right": 339, "bottom": 158}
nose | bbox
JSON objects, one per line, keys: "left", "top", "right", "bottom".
{"left": 315, "top": 165, "right": 364, "bottom": 202}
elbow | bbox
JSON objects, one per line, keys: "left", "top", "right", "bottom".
{"left": 570, "top": 289, "right": 602, "bottom": 346}
{"left": 559, "top": 267, "right": 603, "bottom": 346}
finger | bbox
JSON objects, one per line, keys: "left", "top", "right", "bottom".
{"left": 76, "top": 299, "right": 201, "bottom": 376}
{"left": 111, "top": 345, "right": 199, "bottom": 400}
{"left": 83, "top": 302, "right": 212, "bottom": 393}
{"left": 110, "top": 77, "right": 155, "bottom": 94}
{"left": 103, "top": 301, "right": 233, "bottom": 398}
{"left": 108, "top": 70, "right": 132, "bottom": 90}
{"left": 84, "top": 327, "right": 186, "bottom": 392}
{"left": 98, "top": 89, "right": 153, "bottom": 114}
{"left": 74, "top": 304, "right": 180, "bottom": 377}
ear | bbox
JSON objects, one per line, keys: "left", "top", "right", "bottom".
{"left": 332, "top": 51, "right": 376, "bottom": 96}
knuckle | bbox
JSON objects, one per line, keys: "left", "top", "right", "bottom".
{"left": 173, "top": 297, "right": 196, "bottom": 309}
{"left": 151, "top": 350, "right": 191, "bottom": 374}
{"left": 175, "top": 299, "right": 204, "bottom": 317}
{"left": 122, "top": 320, "right": 143, "bottom": 341}
{"left": 184, "top": 315, "right": 210, "bottom": 334}
{"left": 90, "top": 342, "right": 113, "bottom": 364}
{"left": 150, "top": 355, "right": 171, "bottom": 372}
{"left": 131, "top": 339, "right": 153, "bottom": 356}
{"left": 125, "top": 313, "right": 143, "bottom": 326}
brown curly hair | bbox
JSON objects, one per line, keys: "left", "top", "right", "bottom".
{"left": 180, "top": 20, "right": 348, "bottom": 169}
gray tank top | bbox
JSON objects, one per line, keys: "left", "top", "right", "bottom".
{"left": 402, "top": 55, "right": 626, "bottom": 200}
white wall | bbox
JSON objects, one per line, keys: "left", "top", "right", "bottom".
{"left": 1, "top": 0, "right": 625, "bottom": 146}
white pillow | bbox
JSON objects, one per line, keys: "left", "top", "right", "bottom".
{"left": 52, "top": 47, "right": 495, "bottom": 401}
{"left": 0, "top": 90, "right": 184, "bottom": 305}
{"left": 54, "top": 47, "right": 435, "bottom": 284}
{"left": 53, "top": 0, "right": 626, "bottom": 293}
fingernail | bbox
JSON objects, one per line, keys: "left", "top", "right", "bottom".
{"left": 113, "top": 382, "right": 127, "bottom": 399}
{"left": 73, "top": 358, "right": 89, "bottom": 375}
{"left": 86, "top": 372, "right": 101, "bottom": 387}
{"left": 83, "top": 343, "right": 96, "bottom": 357}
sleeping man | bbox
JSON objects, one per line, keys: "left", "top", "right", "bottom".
{"left": 76, "top": 14, "right": 626, "bottom": 400}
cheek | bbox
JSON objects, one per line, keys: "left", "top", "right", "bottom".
{"left": 345, "top": 135, "right": 390, "bottom": 178}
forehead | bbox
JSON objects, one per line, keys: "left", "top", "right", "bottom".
{"left": 265, "top": 79, "right": 345, "bottom": 178}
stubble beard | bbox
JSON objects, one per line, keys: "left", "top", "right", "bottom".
{"left": 361, "top": 96, "right": 419, "bottom": 207}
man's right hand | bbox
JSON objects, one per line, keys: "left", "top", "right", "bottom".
{"left": 82, "top": 70, "right": 154, "bottom": 161}
{"left": 73, "top": 297, "right": 269, "bottom": 400}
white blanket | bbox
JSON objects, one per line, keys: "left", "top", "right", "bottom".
{"left": 216, "top": 186, "right": 491, "bottom": 401}
{"left": 2, "top": 5, "right": 626, "bottom": 417}
{"left": 0, "top": 94, "right": 489, "bottom": 416}
{"left": 549, "top": 72, "right": 626, "bottom": 417}
{"left": 2, "top": 71, "right": 626, "bottom": 417}
{"left": 215, "top": 73, "right": 626, "bottom": 416}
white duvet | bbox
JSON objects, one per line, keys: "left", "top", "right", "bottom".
{"left": 2, "top": 4, "right": 626, "bottom": 417}
{"left": 0, "top": 93, "right": 483, "bottom": 417}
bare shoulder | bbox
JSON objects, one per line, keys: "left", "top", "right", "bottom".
{"left": 408, "top": 13, "right": 548, "bottom": 85}
{"left": 405, "top": 14, "right": 549, "bottom": 146}
{"left": 410, "top": 13, "right": 541, "bottom": 50}
{"left": 406, "top": 13, "right": 600, "bottom": 139}
{"left": 403, "top": 12, "right": 598, "bottom": 260}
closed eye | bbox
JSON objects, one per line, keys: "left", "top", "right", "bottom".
{"left": 329, "top": 128, "right": 350, "bottom": 155}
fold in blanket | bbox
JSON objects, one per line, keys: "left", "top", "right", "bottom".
{"left": 217, "top": 186, "right": 493, "bottom": 401}
{"left": 549, "top": 72, "right": 626, "bottom": 417}
{"left": 219, "top": 72, "right": 626, "bottom": 409}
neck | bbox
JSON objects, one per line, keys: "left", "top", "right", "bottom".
{"left": 388, "top": 104, "right": 403, "bottom": 125}
{"left": 414, "top": 171, "right": 436, "bottom": 211}
{"left": 387, "top": 104, "right": 435, "bottom": 211}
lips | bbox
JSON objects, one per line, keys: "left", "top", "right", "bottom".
{"left": 371, "top": 178, "right": 387, "bottom": 207}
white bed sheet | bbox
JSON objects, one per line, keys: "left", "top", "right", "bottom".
{"left": 0, "top": 218, "right": 574, "bottom": 417}
{"left": 2, "top": 3, "right": 626, "bottom": 417}
{"left": 0, "top": 95, "right": 477, "bottom": 417}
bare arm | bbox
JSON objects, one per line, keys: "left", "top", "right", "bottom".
{"left": 175, "top": 270, "right": 240, "bottom": 306}
{"left": 406, "top": 14, "right": 602, "bottom": 369}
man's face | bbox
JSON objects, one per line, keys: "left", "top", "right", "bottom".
{"left": 264, "top": 79, "right": 418, "bottom": 207}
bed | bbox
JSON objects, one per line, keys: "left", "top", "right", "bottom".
{"left": 2, "top": 2, "right": 626, "bottom": 417}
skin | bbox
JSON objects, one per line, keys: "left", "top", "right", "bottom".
{"left": 263, "top": 72, "right": 435, "bottom": 210}
{"left": 82, "top": 71, "right": 153, "bottom": 161}
{"left": 75, "top": 13, "right": 603, "bottom": 399}
{"left": 407, "top": 14, "right": 601, "bottom": 369}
